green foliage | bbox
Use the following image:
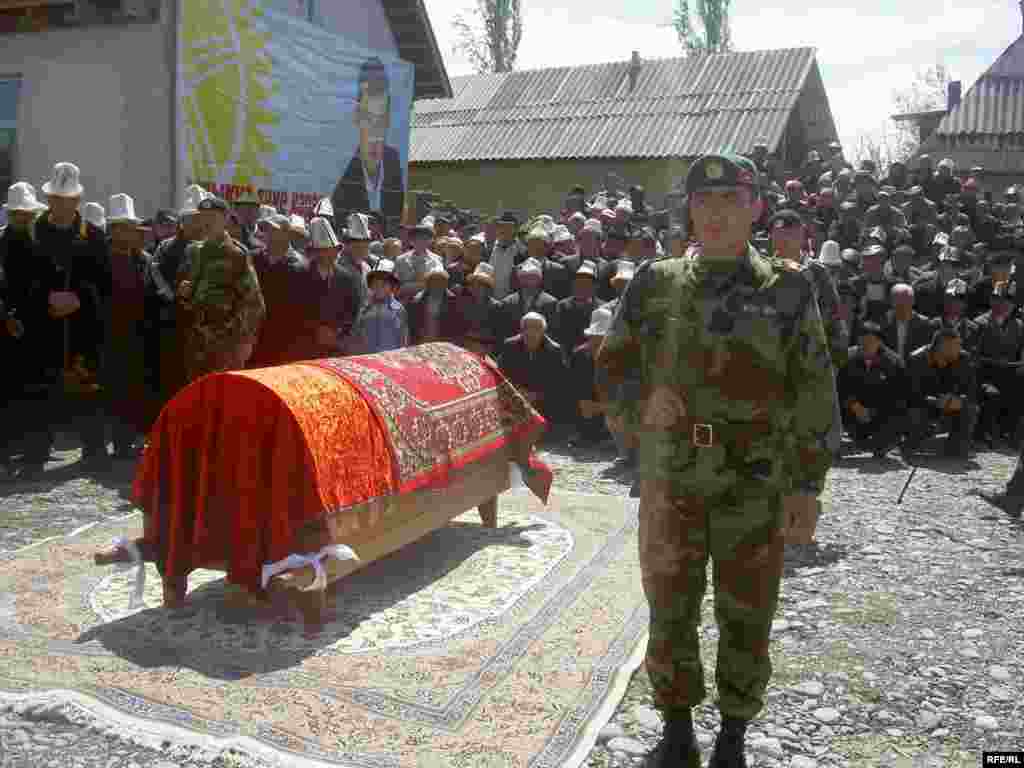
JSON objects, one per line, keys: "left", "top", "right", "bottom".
{"left": 673, "top": 0, "right": 733, "bottom": 57}
{"left": 452, "top": 0, "right": 523, "bottom": 73}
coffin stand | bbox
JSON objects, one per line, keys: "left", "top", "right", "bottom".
{"left": 93, "top": 343, "right": 550, "bottom": 634}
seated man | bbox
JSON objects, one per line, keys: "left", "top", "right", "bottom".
{"left": 568, "top": 305, "right": 613, "bottom": 447}
{"left": 497, "top": 311, "right": 566, "bottom": 422}
{"left": 882, "top": 283, "right": 933, "bottom": 363}
{"left": 837, "top": 320, "right": 909, "bottom": 458}
{"left": 972, "top": 279, "right": 1023, "bottom": 446}
{"left": 905, "top": 327, "right": 979, "bottom": 459}
{"left": 552, "top": 260, "right": 599, "bottom": 352}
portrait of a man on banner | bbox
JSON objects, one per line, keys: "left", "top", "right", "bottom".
{"left": 331, "top": 57, "right": 405, "bottom": 224}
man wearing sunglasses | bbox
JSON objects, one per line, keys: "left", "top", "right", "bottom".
{"left": 331, "top": 57, "right": 405, "bottom": 228}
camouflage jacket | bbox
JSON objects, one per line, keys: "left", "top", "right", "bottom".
{"left": 596, "top": 245, "right": 834, "bottom": 495}
{"left": 184, "top": 236, "right": 266, "bottom": 346}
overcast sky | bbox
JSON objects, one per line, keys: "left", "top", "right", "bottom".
{"left": 421, "top": 0, "right": 1022, "bottom": 155}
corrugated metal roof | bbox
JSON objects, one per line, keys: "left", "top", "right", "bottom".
{"left": 410, "top": 48, "right": 823, "bottom": 162}
{"left": 934, "top": 36, "right": 1024, "bottom": 138}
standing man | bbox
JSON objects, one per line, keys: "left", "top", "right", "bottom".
{"left": 596, "top": 154, "right": 834, "bottom": 767}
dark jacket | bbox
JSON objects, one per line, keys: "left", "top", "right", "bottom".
{"left": 330, "top": 144, "right": 405, "bottom": 224}
{"left": 407, "top": 288, "right": 465, "bottom": 345}
{"left": 456, "top": 292, "right": 503, "bottom": 346}
{"left": 838, "top": 345, "right": 909, "bottom": 412}
{"left": 496, "top": 333, "right": 566, "bottom": 406}
{"left": 882, "top": 311, "right": 934, "bottom": 362}
{"left": 249, "top": 249, "right": 308, "bottom": 367}
{"left": 907, "top": 346, "right": 977, "bottom": 410}
{"left": 972, "top": 311, "right": 1024, "bottom": 364}
{"left": 498, "top": 290, "right": 558, "bottom": 341}
{"left": 553, "top": 295, "right": 599, "bottom": 353}
{"left": 31, "top": 212, "right": 112, "bottom": 373}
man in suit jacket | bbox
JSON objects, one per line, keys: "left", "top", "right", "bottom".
{"left": 837, "top": 321, "right": 910, "bottom": 458}
{"left": 552, "top": 260, "right": 599, "bottom": 352}
{"left": 497, "top": 311, "right": 566, "bottom": 422}
{"left": 882, "top": 283, "right": 933, "bottom": 363}
{"left": 330, "top": 57, "right": 405, "bottom": 225}
{"left": 906, "top": 327, "right": 979, "bottom": 459}
{"left": 498, "top": 258, "right": 557, "bottom": 341}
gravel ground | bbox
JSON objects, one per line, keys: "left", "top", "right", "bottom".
{"left": 1, "top": 432, "right": 1022, "bottom": 767}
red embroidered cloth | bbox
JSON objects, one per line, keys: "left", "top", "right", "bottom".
{"left": 132, "top": 343, "right": 551, "bottom": 594}
{"left": 311, "top": 342, "right": 548, "bottom": 496}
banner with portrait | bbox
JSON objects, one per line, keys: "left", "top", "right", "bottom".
{"left": 176, "top": 0, "right": 415, "bottom": 225}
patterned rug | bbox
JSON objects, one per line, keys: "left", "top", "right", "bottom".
{"left": 313, "top": 343, "right": 545, "bottom": 495}
{"left": 0, "top": 490, "right": 647, "bottom": 768}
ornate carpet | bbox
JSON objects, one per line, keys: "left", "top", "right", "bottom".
{"left": 313, "top": 343, "right": 546, "bottom": 495}
{"left": 0, "top": 491, "right": 648, "bottom": 768}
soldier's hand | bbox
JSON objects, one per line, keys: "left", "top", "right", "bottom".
{"left": 782, "top": 493, "right": 821, "bottom": 544}
{"left": 642, "top": 386, "right": 686, "bottom": 430}
{"left": 5, "top": 316, "right": 24, "bottom": 339}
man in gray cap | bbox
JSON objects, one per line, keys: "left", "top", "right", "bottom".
{"left": 596, "top": 153, "right": 834, "bottom": 767}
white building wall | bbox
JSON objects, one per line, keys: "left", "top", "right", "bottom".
{"left": 0, "top": 11, "right": 175, "bottom": 217}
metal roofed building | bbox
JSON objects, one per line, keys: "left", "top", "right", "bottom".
{"left": 409, "top": 47, "right": 838, "bottom": 217}
{"left": 921, "top": 33, "right": 1024, "bottom": 191}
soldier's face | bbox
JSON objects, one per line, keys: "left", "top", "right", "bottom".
{"left": 689, "top": 187, "right": 759, "bottom": 257}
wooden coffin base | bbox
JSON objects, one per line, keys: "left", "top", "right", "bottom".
{"left": 94, "top": 448, "right": 515, "bottom": 635}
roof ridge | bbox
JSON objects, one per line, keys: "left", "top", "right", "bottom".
{"left": 445, "top": 45, "right": 818, "bottom": 81}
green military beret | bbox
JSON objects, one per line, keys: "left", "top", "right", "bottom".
{"left": 685, "top": 154, "right": 760, "bottom": 197}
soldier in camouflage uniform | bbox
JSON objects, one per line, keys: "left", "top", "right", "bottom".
{"left": 178, "top": 196, "right": 265, "bottom": 382}
{"left": 596, "top": 154, "right": 834, "bottom": 768}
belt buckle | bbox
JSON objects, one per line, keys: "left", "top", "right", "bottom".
{"left": 693, "top": 423, "right": 713, "bottom": 448}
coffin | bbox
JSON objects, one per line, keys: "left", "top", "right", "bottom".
{"left": 94, "top": 343, "right": 552, "bottom": 632}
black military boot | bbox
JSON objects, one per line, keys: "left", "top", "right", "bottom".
{"left": 646, "top": 708, "right": 701, "bottom": 768}
{"left": 708, "top": 716, "right": 748, "bottom": 768}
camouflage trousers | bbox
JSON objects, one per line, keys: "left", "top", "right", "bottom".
{"left": 184, "top": 326, "right": 253, "bottom": 384}
{"left": 639, "top": 477, "right": 785, "bottom": 720}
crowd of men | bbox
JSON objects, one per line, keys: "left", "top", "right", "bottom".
{"left": 1, "top": 145, "right": 1023, "bottom": 488}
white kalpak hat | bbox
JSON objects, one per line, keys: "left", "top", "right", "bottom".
{"left": 180, "top": 184, "right": 210, "bottom": 217}
{"left": 289, "top": 213, "right": 309, "bottom": 237}
{"left": 107, "top": 193, "right": 142, "bottom": 225}
{"left": 6, "top": 182, "right": 46, "bottom": 213}
{"left": 819, "top": 240, "right": 842, "bottom": 267}
{"left": 82, "top": 202, "right": 106, "bottom": 230}
{"left": 257, "top": 204, "right": 278, "bottom": 222}
{"left": 42, "top": 162, "right": 84, "bottom": 198}
{"left": 553, "top": 225, "right": 574, "bottom": 244}
{"left": 584, "top": 305, "right": 614, "bottom": 337}
{"left": 307, "top": 216, "right": 338, "bottom": 248}
{"left": 518, "top": 257, "right": 543, "bottom": 277}
{"left": 313, "top": 197, "right": 334, "bottom": 218}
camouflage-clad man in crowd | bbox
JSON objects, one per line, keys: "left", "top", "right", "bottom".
{"left": 178, "top": 196, "right": 265, "bottom": 382}
{"left": 596, "top": 154, "right": 834, "bottom": 767}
